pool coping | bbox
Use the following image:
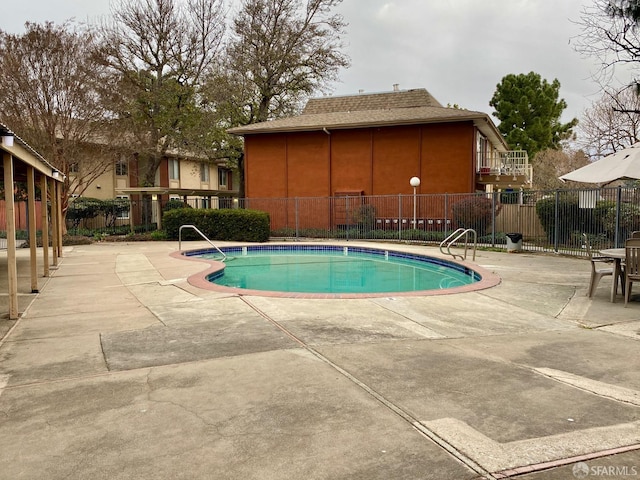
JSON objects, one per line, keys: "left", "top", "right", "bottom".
{"left": 171, "top": 242, "right": 502, "bottom": 299}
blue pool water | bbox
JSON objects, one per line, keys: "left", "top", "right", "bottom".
{"left": 189, "top": 245, "right": 480, "bottom": 295}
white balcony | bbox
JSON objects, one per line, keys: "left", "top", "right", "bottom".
{"left": 477, "top": 150, "right": 532, "bottom": 187}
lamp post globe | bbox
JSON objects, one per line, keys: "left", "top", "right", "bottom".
{"left": 410, "top": 177, "right": 420, "bottom": 228}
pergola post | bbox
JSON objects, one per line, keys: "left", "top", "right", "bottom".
{"left": 27, "top": 166, "right": 38, "bottom": 292}
{"left": 3, "top": 152, "right": 19, "bottom": 319}
{"left": 55, "top": 181, "right": 63, "bottom": 258}
{"left": 40, "top": 174, "right": 50, "bottom": 277}
{"left": 50, "top": 178, "right": 59, "bottom": 267}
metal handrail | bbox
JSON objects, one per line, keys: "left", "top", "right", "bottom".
{"left": 439, "top": 228, "right": 477, "bottom": 261}
{"left": 178, "top": 224, "right": 227, "bottom": 261}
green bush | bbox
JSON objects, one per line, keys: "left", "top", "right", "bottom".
{"left": 535, "top": 195, "right": 639, "bottom": 244}
{"left": 66, "top": 197, "right": 102, "bottom": 229}
{"left": 163, "top": 199, "right": 191, "bottom": 211}
{"left": 163, "top": 208, "right": 270, "bottom": 242}
{"left": 66, "top": 197, "right": 130, "bottom": 231}
{"left": 596, "top": 201, "right": 640, "bottom": 240}
{"left": 150, "top": 230, "right": 168, "bottom": 241}
{"left": 535, "top": 194, "right": 597, "bottom": 243}
{"left": 101, "top": 198, "right": 131, "bottom": 228}
{"left": 452, "top": 196, "right": 501, "bottom": 235}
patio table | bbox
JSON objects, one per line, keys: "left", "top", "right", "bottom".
{"left": 600, "top": 248, "right": 625, "bottom": 302}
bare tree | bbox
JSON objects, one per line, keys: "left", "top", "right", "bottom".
{"left": 97, "top": 0, "right": 225, "bottom": 187}
{"left": 579, "top": 87, "right": 640, "bottom": 157}
{"left": 0, "top": 21, "right": 114, "bottom": 214}
{"left": 205, "top": 0, "right": 350, "bottom": 197}
{"left": 575, "top": 0, "right": 640, "bottom": 98}
{"left": 533, "top": 148, "right": 591, "bottom": 190}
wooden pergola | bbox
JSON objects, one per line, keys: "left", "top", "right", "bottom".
{"left": 0, "top": 123, "right": 64, "bottom": 319}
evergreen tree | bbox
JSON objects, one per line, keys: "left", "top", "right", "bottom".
{"left": 489, "top": 72, "right": 577, "bottom": 159}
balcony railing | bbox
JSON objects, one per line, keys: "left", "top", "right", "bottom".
{"left": 478, "top": 150, "right": 532, "bottom": 186}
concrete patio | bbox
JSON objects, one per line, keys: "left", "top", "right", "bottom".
{"left": 0, "top": 241, "right": 639, "bottom": 479}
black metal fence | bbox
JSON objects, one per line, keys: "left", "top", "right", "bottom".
{"left": 236, "top": 187, "right": 640, "bottom": 255}
{"left": 63, "top": 186, "right": 640, "bottom": 258}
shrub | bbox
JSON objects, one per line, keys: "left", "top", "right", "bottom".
{"left": 535, "top": 193, "right": 610, "bottom": 243}
{"left": 150, "top": 230, "right": 168, "bottom": 241}
{"left": 452, "top": 196, "right": 501, "bottom": 235}
{"left": 66, "top": 197, "right": 102, "bottom": 229}
{"left": 163, "top": 208, "right": 270, "bottom": 242}
{"left": 534, "top": 194, "right": 634, "bottom": 244}
{"left": 101, "top": 198, "right": 130, "bottom": 228}
{"left": 62, "top": 235, "right": 94, "bottom": 246}
{"left": 597, "top": 201, "right": 640, "bottom": 240}
{"left": 351, "top": 204, "right": 376, "bottom": 231}
{"left": 163, "top": 199, "right": 191, "bottom": 211}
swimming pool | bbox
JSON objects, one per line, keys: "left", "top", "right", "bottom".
{"left": 179, "top": 244, "right": 500, "bottom": 298}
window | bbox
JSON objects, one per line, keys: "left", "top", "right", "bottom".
{"left": 115, "top": 158, "right": 128, "bottom": 176}
{"left": 200, "top": 162, "right": 209, "bottom": 182}
{"left": 218, "top": 168, "right": 228, "bottom": 188}
{"left": 169, "top": 159, "right": 180, "bottom": 180}
{"left": 69, "top": 163, "right": 79, "bottom": 174}
{"left": 477, "top": 134, "right": 488, "bottom": 171}
{"left": 116, "top": 195, "right": 130, "bottom": 220}
{"left": 201, "top": 197, "right": 210, "bottom": 209}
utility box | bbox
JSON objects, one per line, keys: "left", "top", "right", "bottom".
{"left": 506, "top": 233, "right": 523, "bottom": 252}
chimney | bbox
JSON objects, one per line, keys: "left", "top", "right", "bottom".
{"left": 393, "top": 84, "right": 399, "bottom": 92}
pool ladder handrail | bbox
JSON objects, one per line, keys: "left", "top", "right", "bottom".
{"left": 439, "top": 228, "right": 477, "bottom": 261}
{"left": 178, "top": 224, "right": 227, "bottom": 262}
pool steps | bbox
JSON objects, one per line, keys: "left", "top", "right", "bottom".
{"left": 439, "top": 228, "right": 477, "bottom": 261}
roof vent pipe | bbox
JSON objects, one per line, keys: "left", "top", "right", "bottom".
{"left": 393, "top": 84, "right": 399, "bottom": 92}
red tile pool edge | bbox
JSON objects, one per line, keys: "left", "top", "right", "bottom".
{"left": 170, "top": 246, "right": 502, "bottom": 299}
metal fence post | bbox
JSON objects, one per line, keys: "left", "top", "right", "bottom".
{"left": 615, "top": 185, "right": 622, "bottom": 247}
{"left": 346, "top": 195, "right": 350, "bottom": 242}
{"left": 491, "top": 191, "right": 497, "bottom": 247}
{"left": 295, "top": 197, "right": 299, "bottom": 240}
{"left": 398, "top": 194, "right": 402, "bottom": 240}
{"left": 444, "top": 193, "right": 449, "bottom": 236}
{"left": 554, "top": 190, "right": 560, "bottom": 253}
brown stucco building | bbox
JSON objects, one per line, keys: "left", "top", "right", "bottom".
{"left": 228, "top": 88, "right": 531, "bottom": 230}
{"left": 229, "top": 88, "right": 530, "bottom": 196}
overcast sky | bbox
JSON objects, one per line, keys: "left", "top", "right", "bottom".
{"left": 0, "top": 0, "right": 628, "bottom": 127}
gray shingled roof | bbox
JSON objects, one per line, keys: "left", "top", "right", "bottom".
{"left": 227, "top": 88, "right": 507, "bottom": 149}
{"left": 302, "top": 88, "right": 443, "bottom": 114}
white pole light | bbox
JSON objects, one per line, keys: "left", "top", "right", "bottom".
{"left": 410, "top": 177, "right": 421, "bottom": 227}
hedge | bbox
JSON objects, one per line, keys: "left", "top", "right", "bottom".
{"left": 163, "top": 208, "right": 270, "bottom": 242}
{"left": 535, "top": 195, "right": 581, "bottom": 243}
{"left": 536, "top": 195, "right": 640, "bottom": 243}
